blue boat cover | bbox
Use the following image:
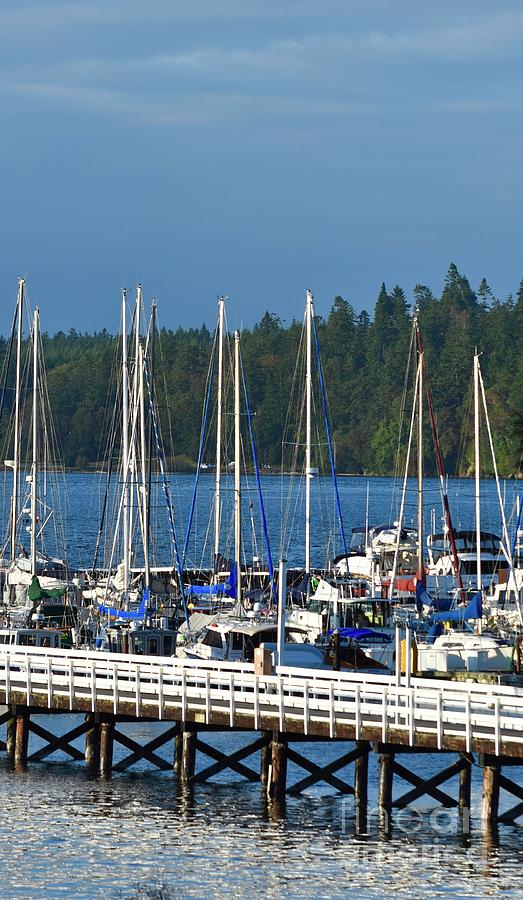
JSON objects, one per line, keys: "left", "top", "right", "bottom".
{"left": 430, "top": 591, "right": 483, "bottom": 623}
{"left": 328, "top": 627, "right": 392, "bottom": 642}
{"left": 186, "top": 564, "right": 237, "bottom": 598}
{"left": 98, "top": 587, "right": 150, "bottom": 620}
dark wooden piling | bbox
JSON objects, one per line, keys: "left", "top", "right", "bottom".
{"left": 173, "top": 721, "right": 183, "bottom": 775}
{"left": 99, "top": 717, "right": 115, "bottom": 775}
{"left": 84, "top": 714, "right": 100, "bottom": 770}
{"left": 180, "top": 724, "right": 197, "bottom": 783}
{"left": 5, "top": 715, "right": 16, "bottom": 760}
{"left": 260, "top": 733, "right": 271, "bottom": 787}
{"left": 378, "top": 748, "right": 394, "bottom": 829}
{"left": 459, "top": 756, "right": 472, "bottom": 834}
{"left": 268, "top": 731, "right": 287, "bottom": 800}
{"left": 354, "top": 741, "right": 370, "bottom": 833}
{"left": 14, "top": 708, "right": 30, "bottom": 767}
{"left": 482, "top": 762, "right": 500, "bottom": 831}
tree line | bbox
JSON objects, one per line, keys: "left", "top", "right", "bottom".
{"left": 1, "top": 263, "right": 522, "bottom": 477}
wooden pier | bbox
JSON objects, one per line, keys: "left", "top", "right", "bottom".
{"left": 1, "top": 645, "right": 523, "bottom": 831}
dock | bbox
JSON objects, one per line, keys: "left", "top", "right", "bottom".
{"left": 1, "top": 646, "right": 523, "bottom": 832}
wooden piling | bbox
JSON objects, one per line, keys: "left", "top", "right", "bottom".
{"left": 5, "top": 716, "right": 16, "bottom": 759}
{"left": 173, "top": 721, "right": 183, "bottom": 775}
{"left": 99, "top": 717, "right": 115, "bottom": 776}
{"left": 378, "top": 748, "right": 394, "bottom": 828}
{"left": 459, "top": 756, "right": 472, "bottom": 834}
{"left": 268, "top": 731, "right": 287, "bottom": 801}
{"left": 14, "top": 708, "right": 30, "bottom": 767}
{"left": 84, "top": 714, "right": 100, "bottom": 770}
{"left": 482, "top": 763, "right": 500, "bottom": 830}
{"left": 180, "top": 724, "right": 197, "bottom": 783}
{"left": 354, "top": 741, "right": 370, "bottom": 833}
{"left": 260, "top": 734, "right": 271, "bottom": 787}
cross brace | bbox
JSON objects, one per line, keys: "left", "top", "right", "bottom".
{"left": 192, "top": 735, "right": 269, "bottom": 783}
{"left": 113, "top": 727, "right": 176, "bottom": 771}
{"left": 497, "top": 773, "right": 523, "bottom": 823}
{"left": 28, "top": 719, "right": 91, "bottom": 762}
{"left": 287, "top": 745, "right": 368, "bottom": 795}
{"left": 392, "top": 758, "right": 466, "bottom": 809}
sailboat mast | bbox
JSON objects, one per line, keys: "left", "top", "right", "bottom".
{"left": 139, "top": 343, "right": 150, "bottom": 589}
{"left": 30, "top": 307, "right": 39, "bottom": 577}
{"left": 214, "top": 297, "right": 225, "bottom": 563}
{"left": 474, "top": 352, "right": 482, "bottom": 595}
{"left": 234, "top": 330, "right": 241, "bottom": 603}
{"left": 305, "top": 289, "right": 313, "bottom": 573}
{"left": 127, "top": 286, "right": 141, "bottom": 566}
{"left": 121, "top": 290, "right": 130, "bottom": 609}
{"left": 10, "top": 279, "right": 24, "bottom": 562}
{"left": 417, "top": 350, "right": 424, "bottom": 580}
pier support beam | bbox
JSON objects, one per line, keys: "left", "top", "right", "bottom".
{"left": 459, "top": 754, "right": 472, "bottom": 834}
{"left": 268, "top": 732, "right": 287, "bottom": 801}
{"left": 99, "top": 717, "right": 115, "bottom": 776}
{"left": 6, "top": 715, "right": 16, "bottom": 760}
{"left": 14, "top": 708, "right": 30, "bottom": 768}
{"left": 482, "top": 762, "right": 500, "bottom": 831}
{"left": 260, "top": 733, "right": 271, "bottom": 787}
{"left": 180, "top": 724, "right": 197, "bottom": 784}
{"left": 354, "top": 741, "right": 370, "bottom": 833}
{"left": 85, "top": 714, "right": 101, "bottom": 770}
{"left": 378, "top": 748, "right": 394, "bottom": 829}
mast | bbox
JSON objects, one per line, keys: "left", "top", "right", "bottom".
{"left": 415, "top": 323, "right": 464, "bottom": 599}
{"left": 417, "top": 349, "right": 424, "bottom": 580}
{"left": 30, "top": 308, "right": 39, "bottom": 577}
{"left": 139, "top": 343, "right": 149, "bottom": 589}
{"left": 127, "top": 285, "right": 141, "bottom": 567}
{"left": 10, "top": 279, "right": 24, "bottom": 562}
{"left": 474, "top": 352, "right": 482, "bottom": 597}
{"left": 214, "top": 297, "right": 225, "bottom": 564}
{"left": 121, "top": 290, "right": 130, "bottom": 609}
{"left": 234, "top": 330, "right": 241, "bottom": 603}
{"left": 305, "top": 289, "right": 313, "bottom": 573}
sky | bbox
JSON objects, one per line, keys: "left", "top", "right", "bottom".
{"left": 0, "top": 1, "right": 522, "bottom": 335}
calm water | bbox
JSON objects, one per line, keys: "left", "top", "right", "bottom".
{"left": 1, "top": 474, "right": 523, "bottom": 898}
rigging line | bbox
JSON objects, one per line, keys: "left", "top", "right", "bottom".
{"left": 240, "top": 352, "right": 275, "bottom": 599}
{"left": 142, "top": 356, "right": 189, "bottom": 624}
{"left": 182, "top": 332, "right": 217, "bottom": 569}
{"left": 311, "top": 314, "right": 349, "bottom": 564}
{"left": 0, "top": 296, "right": 18, "bottom": 426}
{"left": 390, "top": 318, "right": 416, "bottom": 526}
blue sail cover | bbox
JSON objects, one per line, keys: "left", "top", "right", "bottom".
{"left": 186, "top": 564, "right": 237, "bottom": 598}
{"left": 430, "top": 591, "right": 483, "bottom": 624}
{"left": 98, "top": 587, "right": 149, "bottom": 620}
{"left": 328, "top": 627, "right": 392, "bottom": 642}
{"left": 416, "top": 581, "right": 453, "bottom": 613}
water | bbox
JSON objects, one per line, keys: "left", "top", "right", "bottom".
{"left": 1, "top": 470, "right": 519, "bottom": 571}
{"left": 1, "top": 474, "right": 523, "bottom": 898}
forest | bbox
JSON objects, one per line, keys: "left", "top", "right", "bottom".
{"left": 1, "top": 263, "right": 522, "bottom": 478}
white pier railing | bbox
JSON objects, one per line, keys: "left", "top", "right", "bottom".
{"left": 0, "top": 646, "right": 523, "bottom": 754}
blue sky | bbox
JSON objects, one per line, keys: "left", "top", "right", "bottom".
{"left": 1, "top": 1, "right": 522, "bottom": 334}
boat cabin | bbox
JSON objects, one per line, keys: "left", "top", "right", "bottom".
{"left": 104, "top": 626, "right": 176, "bottom": 657}
{"left": 0, "top": 628, "right": 62, "bottom": 648}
